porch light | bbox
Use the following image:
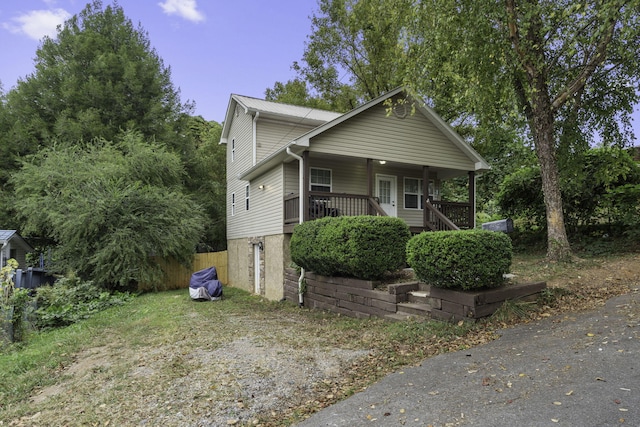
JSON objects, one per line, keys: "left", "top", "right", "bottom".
{"left": 258, "top": 185, "right": 265, "bottom": 190}
{"left": 379, "top": 160, "right": 386, "bottom": 165}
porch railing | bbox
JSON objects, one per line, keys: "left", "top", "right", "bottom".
{"left": 284, "top": 193, "right": 471, "bottom": 231}
{"left": 284, "top": 192, "right": 386, "bottom": 226}
{"left": 424, "top": 200, "right": 461, "bottom": 231}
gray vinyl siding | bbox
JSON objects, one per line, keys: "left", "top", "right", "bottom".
{"left": 284, "top": 161, "right": 299, "bottom": 194}
{"left": 309, "top": 100, "right": 475, "bottom": 171}
{"left": 256, "top": 119, "right": 316, "bottom": 163}
{"left": 309, "top": 157, "right": 368, "bottom": 194}
{"left": 227, "top": 110, "right": 258, "bottom": 240}
{"left": 247, "top": 165, "right": 285, "bottom": 236}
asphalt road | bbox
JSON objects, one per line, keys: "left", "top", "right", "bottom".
{"left": 296, "top": 290, "right": 640, "bottom": 427}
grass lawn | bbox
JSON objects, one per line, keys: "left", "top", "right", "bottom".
{"left": 1, "top": 251, "right": 639, "bottom": 426}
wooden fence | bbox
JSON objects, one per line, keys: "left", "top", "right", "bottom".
{"left": 152, "top": 251, "right": 228, "bottom": 290}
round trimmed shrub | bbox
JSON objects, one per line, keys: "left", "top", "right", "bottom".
{"left": 290, "top": 216, "right": 411, "bottom": 280}
{"left": 406, "top": 230, "right": 512, "bottom": 290}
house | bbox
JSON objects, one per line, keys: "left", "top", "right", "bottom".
{"left": 220, "top": 87, "right": 490, "bottom": 301}
{"left": 0, "top": 230, "right": 33, "bottom": 269}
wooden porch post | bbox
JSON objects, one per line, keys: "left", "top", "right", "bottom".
{"left": 468, "top": 170, "right": 475, "bottom": 229}
{"left": 423, "top": 166, "right": 430, "bottom": 230}
{"left": 303, "top": 151, "right": 310, "bottom": 221}
{"left": 367, "top": 158, "right": 373, "bottom": 215}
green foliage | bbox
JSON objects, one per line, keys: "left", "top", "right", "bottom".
{"left": 3, "top": 0, "right": 185, "bottom": 150}
{"left": 276, "top": 0, "right": 415, "bottom": 111}
{"left": 406, "top": 230, "right": 512, "bottom": 290}
{"left": 178, "top": 116, "right": 227, "bottom": 251}
{"left": 1, "top": 259, "right": 31, "bottom": 344}
{"left": 496, "top": 166, "right": 546, "bottom": 227}
{"left": 290, "top": 216, "right": 411, "bottom": 280}
{"left": 0, "top": 2, "right": 231, "bottom": 252}
{"left": 12, "top": 132, "right": 206, "bottom": 289}
{"left": 497, "top": 148, "right": 640, "bottom": 231}
{"left": 265, "top": 79, "right": 339, "bottom": 112}
{"left": 606, "top": 183, "right": 640, "bottom": 240}
{"left": 34, "top": 277, "right": 134, "bottom": 330}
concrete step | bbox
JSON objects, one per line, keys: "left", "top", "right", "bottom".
{"left": 408, "top": 290, "right": 430, "bottom": 305}
{"left": 396, "top": 302, "right": 432, "bottom": 317}
{"left": 418, "top": 282, "right": 431, "bottom": 292}
{"left": 385, "top": 312, "right": 414, "bottom": 322}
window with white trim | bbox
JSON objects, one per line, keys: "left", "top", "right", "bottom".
{"left": 310, "top": 168, "right": 332, "bottom": 192}
{"left": 231, "top": 192, "right": 236, "bottom": 216}
{"left": 404, "top": 178, "right": 435, "bottom": 209}
{"left": 231, "top": 138, "right": 235, "bottom": 162}
{"left": 245, "top": 185, "right": 250, "bottom": 210}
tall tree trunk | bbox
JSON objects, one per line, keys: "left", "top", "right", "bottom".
{"left": 530, "top": 89, "right": 572, "bottom": 261}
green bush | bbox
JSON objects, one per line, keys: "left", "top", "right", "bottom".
{"left": 34, "top": 277, "right": 134, "bottom": 330}
{"left": 290, "top": 216, "right": 411, "bottom": 280}
{"left": 406, "top": 230, "right": 512, "bottom": 290}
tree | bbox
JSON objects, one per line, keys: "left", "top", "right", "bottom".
{"left": 11, "top": 132, "right": 205, "bottom": 290}
{"left": 178, "top": 115, "right": 227, "bottom": 251}
{"left": 0, "top": 1, "right": 229, "bottom": 251}
{"left": 407, "top": 0, "right": 640, "bottom": 260}
{"left": 273, "top": 0, "right": 414, "bottom": 109}
{"left": 265, "top": 78, "right": 341, "bottom": 111}
{"left": 497, "top": 147, "right": 640, "bottom": 231}
{"left": 1, "top": 0, "right": 188, "bottom": 171}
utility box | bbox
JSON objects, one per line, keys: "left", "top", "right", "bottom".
{"left": 481, "top": 218, "right": 514, "bottom": 233}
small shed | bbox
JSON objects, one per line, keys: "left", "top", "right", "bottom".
{"left": 0, "top": 230, "right": 33, "bottom": 269}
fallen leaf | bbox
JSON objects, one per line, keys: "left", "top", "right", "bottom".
{"left": 587, "top": 333, "right": 595, "bottom": 337}
{"left": 551, "top": 419, "right": 559, "bottom": 423}
{"left": 553, "top": 401, "right": 562, "bottom": 406}
{"left": 566, "top": 390, "right": 574, "bottom": 396}
{"left": 619, "top": 408, "right": 628, "bottom": 412}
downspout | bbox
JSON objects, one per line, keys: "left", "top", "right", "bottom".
{"left": 252, "top": 111, "right": 259, "bottom": 166}
{"left": 286, "top": 145, "right": 305, "bottom": 307}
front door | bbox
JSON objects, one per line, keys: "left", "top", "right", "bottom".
{"left": 376, "top": 174, "right": 397, "bottom": 217}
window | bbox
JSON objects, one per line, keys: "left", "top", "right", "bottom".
{"left": 231, "top": 138, "right": 235, "bottom": 162}
{"left": 245, "top": 185, "right": 250, "bottom": 210}
{"left": 231, "top": 193, "right": 236, "bottom": 216}
{"left": 404, "top": 178, "right": 436, "bottom": 209}
{"left": 404, "top": 178, "right": 422, "bottom": 209}
{"left": 310, "top": 168, "right": 332, "bottom": 192}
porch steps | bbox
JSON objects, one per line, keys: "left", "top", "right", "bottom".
{"left": 395, "top": 302, "right": 432, "bottom": 318}
{"left": 395, "top": 287, "right": 433, "bottom": 318}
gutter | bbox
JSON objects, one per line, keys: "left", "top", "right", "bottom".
{"left": 286, "top": 145, "right": 305, "bottom": 307}
{"left": 252, "top": 111, "right": 260, "bottom": 166}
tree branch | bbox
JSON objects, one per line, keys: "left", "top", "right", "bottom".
{"left": 551, "top": 9, "right": 619, "bottom": 111}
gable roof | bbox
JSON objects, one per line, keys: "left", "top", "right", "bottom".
{"left": 219, "top": 94, "right": 342, "bottom": 144}
{"left": 0, "top": 230, "right": 33, "bottom": 251}
{"left": 237, "top": 87, "right": 491, "bottom": 181}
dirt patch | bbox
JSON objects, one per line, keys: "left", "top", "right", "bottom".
{"left": 7, "top": 253, "right": 640, "bottom": 427}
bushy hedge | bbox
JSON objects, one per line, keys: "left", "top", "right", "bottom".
{"left": 290, "top": 216, "right": 411, "bottom": 280}
{"left": 34, "top": 277, "right": 134, "bottom": 329}
{"left": 406, "top": 230, "right": 512, "bottom": 290}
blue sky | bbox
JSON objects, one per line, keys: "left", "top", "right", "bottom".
{"left": 0, "top": 0, "right": 318, "bottom": 123}
{"left": 0, "top": 0, "right": 638, "bottom": 141}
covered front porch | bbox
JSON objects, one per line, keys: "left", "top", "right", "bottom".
{"left": 282, "top": 153, "right": 476, "bottom": 234}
